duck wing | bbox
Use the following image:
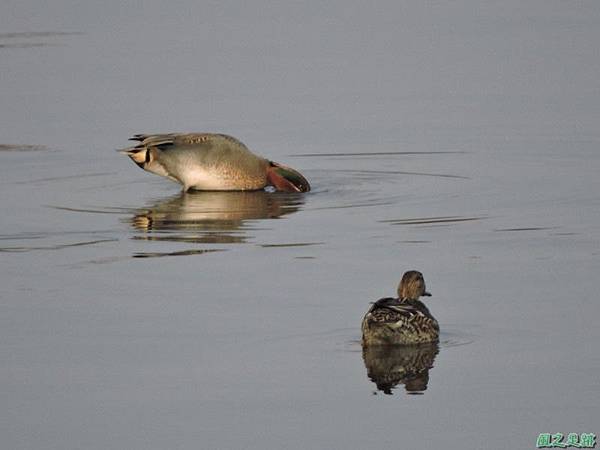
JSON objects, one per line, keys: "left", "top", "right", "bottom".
{"left": 366, "top": 298, "right": 416, "bottom": 324}
{"left": 125, "top": 133, "right": 264, "bottom": 167}
{"left": 367, "top": 298, "right": 438, "bottom": 329}
{"left": 129, "top": 133, "right": 249, "bottom": 150}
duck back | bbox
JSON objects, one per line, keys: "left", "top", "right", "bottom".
{"left": 362, "top": 297, "right": 439, "bottom": 346}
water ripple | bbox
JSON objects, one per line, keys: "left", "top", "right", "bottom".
{"left": 380, "top": 216, "right": 485, "bottom": 225}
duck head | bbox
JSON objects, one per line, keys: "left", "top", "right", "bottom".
{"left": 397, "top": 270, "right": 431, "bottom": 300}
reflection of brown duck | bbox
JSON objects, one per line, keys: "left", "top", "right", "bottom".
{"left": 120, "top": 133, "right": 310, "bottom": 192}
{"left": 362, "top": 271, "right": 439, "bottom": 346}
{"left": 129, "top": 190, "right": 304, "bottom": 244}
{"left": 362, "top": 342, "right": 439, "bottom": 395}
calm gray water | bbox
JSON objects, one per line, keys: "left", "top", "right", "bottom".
{"left": 2, "top": 1, "right": 599, "bottom": 449}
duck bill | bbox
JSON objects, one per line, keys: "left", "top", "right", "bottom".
{"left": 423, "top": 291, "right": 432, "bottom": 297}
{"left": 266, "top": 161, "right": 311, "bottom": 192}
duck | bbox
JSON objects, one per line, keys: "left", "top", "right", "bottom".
{"left": 361, "top": 271, "right": 439, "bottom": 346}
{"left": 119, "top": 133, "right": 310, "bottom": 192}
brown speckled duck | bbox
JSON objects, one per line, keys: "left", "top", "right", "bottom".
{"left": 120, "top": 133, "right": 310, "bottom": 192}
{"left": 362, "top": 271, "right": 439, "bottom": 346}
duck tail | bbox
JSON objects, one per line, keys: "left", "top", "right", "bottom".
{"left": 266, "top": 161, "right": 311, "bottom": 192}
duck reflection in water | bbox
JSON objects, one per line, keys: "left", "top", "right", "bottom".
{"left": 362, "top": 342, "right": 439, "bottom": 395}
{"left": 129, "top": 190, "right": 304, "bottom": 244}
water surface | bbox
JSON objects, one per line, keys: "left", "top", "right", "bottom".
{"left": 1, "top": 1, "right": 600, "bottom": 449}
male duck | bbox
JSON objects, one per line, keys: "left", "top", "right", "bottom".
{"left": 120, "top": 133, "right": 310, "bottom": 192}
{"left": 362, "top": 271, "right": 439, "bottom": 346}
